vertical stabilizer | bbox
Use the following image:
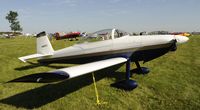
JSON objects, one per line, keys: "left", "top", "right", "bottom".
{"left": 36, "top": 31, "right": 54, "bottom": 55}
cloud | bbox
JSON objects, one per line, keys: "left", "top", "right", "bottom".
{"left": 41, "top": 0, "right": 78, "bottom": 7}
{"left": 109, "top": 0, "right": 122, "bottom": 3}
{"left": 62, "top": 0, "right": 78, "bottom": 6}
{"left": 100, "top": 9, "right": 129, "bottom": 17}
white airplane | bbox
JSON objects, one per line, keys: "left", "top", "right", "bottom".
{"left": 11, "top": 29, "right": 189, "bottom": 90}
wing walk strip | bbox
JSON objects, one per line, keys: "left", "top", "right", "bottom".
{"left": 9, "top": 57, "right": 127, "bottom": 83}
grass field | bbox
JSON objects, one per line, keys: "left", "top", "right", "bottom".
{"left": 0, "top": 35, "right": 200, "bottom": 110}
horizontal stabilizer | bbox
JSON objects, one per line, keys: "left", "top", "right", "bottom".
{"left": 19, "top": 54, "right": 52, "bottom": 62}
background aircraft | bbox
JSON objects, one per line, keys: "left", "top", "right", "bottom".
{"left": 171, "top": 32, "right": 191, "bottom": 37}
{"left": 54, "top": 32, "right": 80, "bottom": 40}
{"left": 10, "top": 29, "right": 189, "bottom": 90}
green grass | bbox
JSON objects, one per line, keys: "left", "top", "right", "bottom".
{"left": 0, "top": 36, "right": 200, "bottom": 110}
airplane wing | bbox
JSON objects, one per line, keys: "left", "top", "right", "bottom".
{"left": 9, "top": 57, "right": 127, "bottom": 83}
{"left": 19, "top": 54, "right": 53, "bottom": 62}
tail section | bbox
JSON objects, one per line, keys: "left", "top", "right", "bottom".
{"left": 36, "top": 31, "right": 54, "bottom": 55}
{"left": 18, "top": 31, "right": 54, "bottom": 62}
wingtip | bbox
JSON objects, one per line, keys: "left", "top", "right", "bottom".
{"left": 7, "top": 72, "right": 69, "bottom": 83}
{"left": 18, "top": 57, "right": 26, "bottom": 63}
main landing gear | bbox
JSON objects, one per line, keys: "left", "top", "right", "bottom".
{"left": 111, "top": 60, "right": 150, "bottom": 91}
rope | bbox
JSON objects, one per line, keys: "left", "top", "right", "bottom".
{"left": 92, "top": 72, "right": 108, "bottom": 105}
{"left": 92, "top": 72, "right": 100, "bottom": 105}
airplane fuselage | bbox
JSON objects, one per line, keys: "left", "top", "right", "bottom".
{"left": 38, "top": 34, "right": 187, "bottom": 64}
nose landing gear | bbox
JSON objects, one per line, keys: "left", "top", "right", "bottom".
{"left": 131, "top": 61, "right": 150, "bottom": 75}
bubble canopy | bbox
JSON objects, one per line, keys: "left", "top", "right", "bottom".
{"left": 78, "top": 29, "right": 129, "bottom": 43}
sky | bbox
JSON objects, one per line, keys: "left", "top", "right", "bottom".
{"left": 0, "top": 0, "right": 200, "bottom": 33}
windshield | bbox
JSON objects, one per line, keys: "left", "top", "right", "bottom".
{"left": 77, "top": 29, "right": 129, "bottom": 44}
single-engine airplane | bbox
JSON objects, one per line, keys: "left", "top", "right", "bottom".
{"left": 54, "top": 32, "right": 80, "bottom": 40}
{"left": 12, "top": 29, "right": 189, "bottom": 90}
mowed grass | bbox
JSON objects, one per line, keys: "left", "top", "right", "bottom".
{"left": 0, "top": 35, "right": 200, "bottom": 110}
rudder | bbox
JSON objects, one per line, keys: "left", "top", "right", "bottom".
{"left": 36, "top": 31, "right": 54, "bottom": 55}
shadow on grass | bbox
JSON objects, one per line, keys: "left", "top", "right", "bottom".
{"left": 15, "top": 62, "right": 68, "bottom": 71}
{"left": 0, "top": 64, "right": 125, "bottom": 109}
